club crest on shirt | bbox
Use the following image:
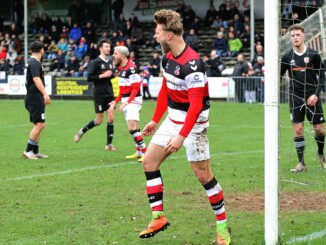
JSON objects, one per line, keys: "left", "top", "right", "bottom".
{"left": 174, "top": 66, "right": 180, "bottom": 75}
{"left": 304, "top": 57, "right": 309, "bottom": 64}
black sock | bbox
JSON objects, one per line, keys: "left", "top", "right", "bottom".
{"left": 83, "top": 120, "right": 97, "bottom": 133}
{"left": 26, "top": 138, "right": 37, "bottom": 152}
{"left": 294, "top": 136, "right": 305, "bottom": 164}
{"left": 107, "top": 123, "right": 114, "bottom": 145}
{"left": 33, "top": 144, "right": 39, "bottom": 154}
{"left": 315, "top": 134, "right": 325, "bottom": 156}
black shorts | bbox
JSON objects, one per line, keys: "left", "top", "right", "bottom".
{"left": 289, "top": 96, "right": 325, "bottom": 125}
{"left": 25, "top": 99, "right": 45, "bottom": 123}
{"left": 93, "top": 95, "right": 114, "bottom": 113}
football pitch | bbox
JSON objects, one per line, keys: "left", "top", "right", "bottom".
{"left": 0, "top": 99, "right": 325, "bottom": 244}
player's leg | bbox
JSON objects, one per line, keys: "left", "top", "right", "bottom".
{"left": 104, "top": 97, "right": 117, "bottom": 150}
{"left": 124, "top": 104, "right": 146, "bottom": 160}
{"left": 139, "top": 118, "right": 175, "bottom": 239}
{"left": 31, "top": 126, "right": 48, "bottom": 158}
{"left": 185, "top": 126, "right": 230, "bottom": 245}
{"left": 308, "top": 101, "right": 326, "bottom": 169}
{"left": 74, "top": 98, "right": 104, "bottom": 143}
{"left": 290, "top": 98, "right": 306, "bottom": 172}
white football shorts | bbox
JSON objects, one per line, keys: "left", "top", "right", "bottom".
{"left": 121, "top": 96, "right": 142, "bottom": 121}
{"left": 151, "top": 117, "right": 210, "bottom": 162}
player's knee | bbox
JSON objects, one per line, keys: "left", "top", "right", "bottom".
{"left": 195, "top": 170, "right": 211, "bottom": 185}
{"left": 35, "top": 122, "right": 45, "bottom": 130}
{"left": 95, "top": 119, "right": 103, "bottom": 125}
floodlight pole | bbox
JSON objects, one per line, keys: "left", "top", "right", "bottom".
{"left": 264, "top": 0, "right": 280, "bottom": 244}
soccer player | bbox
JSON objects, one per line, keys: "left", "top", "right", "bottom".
{"left": 23, "top": 41, "right": 50, "bottom": 159}
{"left": 281, "top": 24, "right": 326, "bottom": 172}
{"left": 110, "top": 46, "right": 146, "bottom": 162}
{"left": 74, "top": 39, "right": 117, "bottom": 151}
{"left": 138, "top": 9, "right": 231, "bottom": 245}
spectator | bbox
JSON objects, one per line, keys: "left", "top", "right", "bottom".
{"left": 228, "top": 31, "right": 242, "bottom": 57}
{"left": 251, "top": 44, "right": 264, "bottom": 65}
{"left": 0, "top": 45, "right": 7, "bottom": 60}
{"left": 29, "top": 12, "right": 42, "bottom": 34}
{"left": 211, "top": 15, "right": 223, "bottom": 29}
{"left": 83, "top": 21, "right": 96, "bottom": 44}
{"left": 11, "top": 34, "right": 22, "bottom": 54}
{"left": 6, "top": 46, "right": 17, "bottom": 67}
{"left": 3, "top": 33, "right": 12, "bottom": 50}
{"left": 129, "top": 13, "right": 140, "bottom": 28}
{"left": 213, "top": 31, "right": 229, "bottom": 57}
{"left": 67, "top": 38, "right": 77, "bottom": 53}
{"left": 64, "top": 16, "right": 73, "bottom": 30}
{"left": 0, "top": 58, "right": 8, "bottom": 72}
{"left": 294, "top": 0, "right": 308, "bottom": 21}
{"left": 244, "top": 65, "right": 259, "bottom": 103}
{"left": 57, "top": 37, "right": 68, "bottom": 53}
{"left": 50, "top": 25, "right": 60, "bottom": 43}
{"left": 98, "top": 30, "right": 109, "bottom": 42}
{"left": 254, "top": 32, "right": 264, "bottom": 46}
{"left": 53, "top": 16, "right": 64, "bottom": 33}
{"left": 8, "top": 22, "right": 20, "bottom": 36}
{"left": 281, "top": 0, "right": 293, "bottom": 20}
{"left": 185, "top": 28, "right": 199, "bottom": 51}
{"left": 60, "top": 26, "right": 69, "bottom": 40}
{"left": 183, "top": 5, "right": 196, "bottom": 30}
{"left": 148, "top": 51, "right": 161, "bottom": 77}
{"left": 233, "top": 14, "right": 244, "bottom": 37}
{"left": 65, "top": 54, "right": 80, "bottom": 77}
{"left": 307, "top": 0, "right": 319, "bottom": 16}
{"left": 141, "top": 69, "right": 152, "bottom": 100}
{"left": 117, "top": 30, "right": 126, "bottom": 46}
{"left": 87, "top": 42, "right": 99, "bottom": 59}
{"left": 41, "top": 13, "right": 53, "bottom": 34}
{"left": 240, "top": 24, "right": 251, "bottom": 48}
{"left": 115, "top": 13, "right": 126, "bottom": 32}
{"left": 189, "top": 16, "right": 201, "bottom": 34}
{"left": 128, "top": 50, "right": 140, "bottom": 68}
{"left": 47, "top": 40, "right": 59, "bottom": 61}
{"left": 232, "top": 54, "right": 249, "bottom": 102}
{"left": 205, "top": 5, "right": 218, "bottom": 27}
{"left": 69, "top": 22, "right": 82, "bottom": 43}
{"left": 125, "top": 38, "right": 139, "bottom": 57}
{"left": 50, "top": 49, "right": 65, "bottom": 76}
{"left": 131, "top": 26, "right": 144, "bottom": 46}
{"left": 74, "top": 38, "right": 88, "bottom": 59}
{"left": 253, "top": 56, "right": 265, "bottom": 102}
{"left": 218, "top": 3, "right": 231, "bottom": 27}
{"left": 123, "top": 20, "right": 133, "bottom": 38}
{"left": 13, "top": 0, "right": 24, "bottom": 29}
{"left": 12, "top": 56, "right": 24, "bottom": 75}
{"left": 112, "top": 0, "right": 124, "bottom": 23}
{"left": 228, "top": 2, "right": 241, "bottom": 20}
{"left": 206, "top": 50, "right": 225, "bottom": 77}
{"left": 75, "top": 55, "right": 90, "bottom": 77}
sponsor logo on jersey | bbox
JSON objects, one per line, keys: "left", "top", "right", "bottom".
{"left": 304, "top": 57, "right": 309, "bottom": 64}
{"left": 101, "top": 64, "right": 105, "bottom": 69}
{"left": 130, "top": 67, "right": 135, "bottom": 73}
{"left": 121, "top": 71, "right": 126, "bottom": 77}
{"left": 290, "top": 59, "right": 295, "bottom": 66}
{"left": 174, "top": 66, "right": 180, "bottom": 75}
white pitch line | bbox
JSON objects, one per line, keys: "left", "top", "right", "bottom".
{"left": 281, "top": 179, "right": 308, "bottom": 186}
{"left": 1, "top": 161, "right": 138, "bottom": 182}
{"left": 1, "top": 150, "right": 263, "bottom": 182}
{"left": 287, "top": 229, "right": 326, "bottom": 244}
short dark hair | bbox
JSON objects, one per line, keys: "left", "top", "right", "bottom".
{"left": 98, "top": 39, "right": 111, "bottom": 48}
{"left": 288, "top": 24, "right": 304, "bottom": 33}
{"left": 29, "top": 41, "right": 44, "bottom": 53}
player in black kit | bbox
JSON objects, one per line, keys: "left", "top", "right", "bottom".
{"left": 23, "top": 41, "right": 50, "bottom": 160}
{"left": 281, "top": 24, "right": 326, "bottom": 172}
{"left": 74, "top": 39, "right": 117, "bottom": 151}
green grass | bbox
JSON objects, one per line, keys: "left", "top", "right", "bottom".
{"left": 0, "top": 99, "right": 325, "bottom": 244}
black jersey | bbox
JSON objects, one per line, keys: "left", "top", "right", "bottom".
{"left": 281, "top": 47, "right": 325, "bottom": 98}
{"left": 25, "top": 57, "right": 45, "bottom": 102}
{"left": 87, "top": 56, "right": 115, "bottom": 96}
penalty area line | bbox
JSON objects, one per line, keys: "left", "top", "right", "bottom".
{"left": 287, "top": 229, "right": 326, "bottom": 244}
{"left": 281, "top": 179, "right": 308, "bottom": 186}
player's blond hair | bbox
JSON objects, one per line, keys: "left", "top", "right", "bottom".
{"left": 154, "top": 9, "right": 184, "bottom": 36}
{"left": 114, "top": 45, "right": 129, "bottom": 57}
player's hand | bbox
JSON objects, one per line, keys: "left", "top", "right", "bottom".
{"left": 108, "top": 101, "right": 116, "bottom": 109}
{"left": 142, "top": 121, "right": 158, "bottom": 136}
{"left": 44, "top": 94, "right": 51, "bottom": 105}
{"left": 164, "top": 135, "right": 184, "bottom": 153}
{"left": 119, "top": 101, "right": 128, "bottom": 111}
{"left": 307, "top": 94, "right": 318, "bottom": 106}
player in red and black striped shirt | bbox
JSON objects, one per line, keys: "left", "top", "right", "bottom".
{"left": 138, "top": 9, "right": 231, "bottom": 245}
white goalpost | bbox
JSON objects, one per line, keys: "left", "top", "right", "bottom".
{"left": 264, "top": 0, "right": 280, "bottom": 244}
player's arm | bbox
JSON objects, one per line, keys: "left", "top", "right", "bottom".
{"left": 314, "top": 53, "right": 325, "bottom": 97}
{"left": 280, "top": 54, "right": 289, "bottom": 77}
{"left": 142, "top": 77, "right": 168, "bottom": 136}
{"left": 33, "top": 77, "right": 50, "bottom": 105}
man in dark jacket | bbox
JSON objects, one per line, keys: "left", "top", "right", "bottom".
{"left": 232, "top": 54, "right": 249, "bottom": 102}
